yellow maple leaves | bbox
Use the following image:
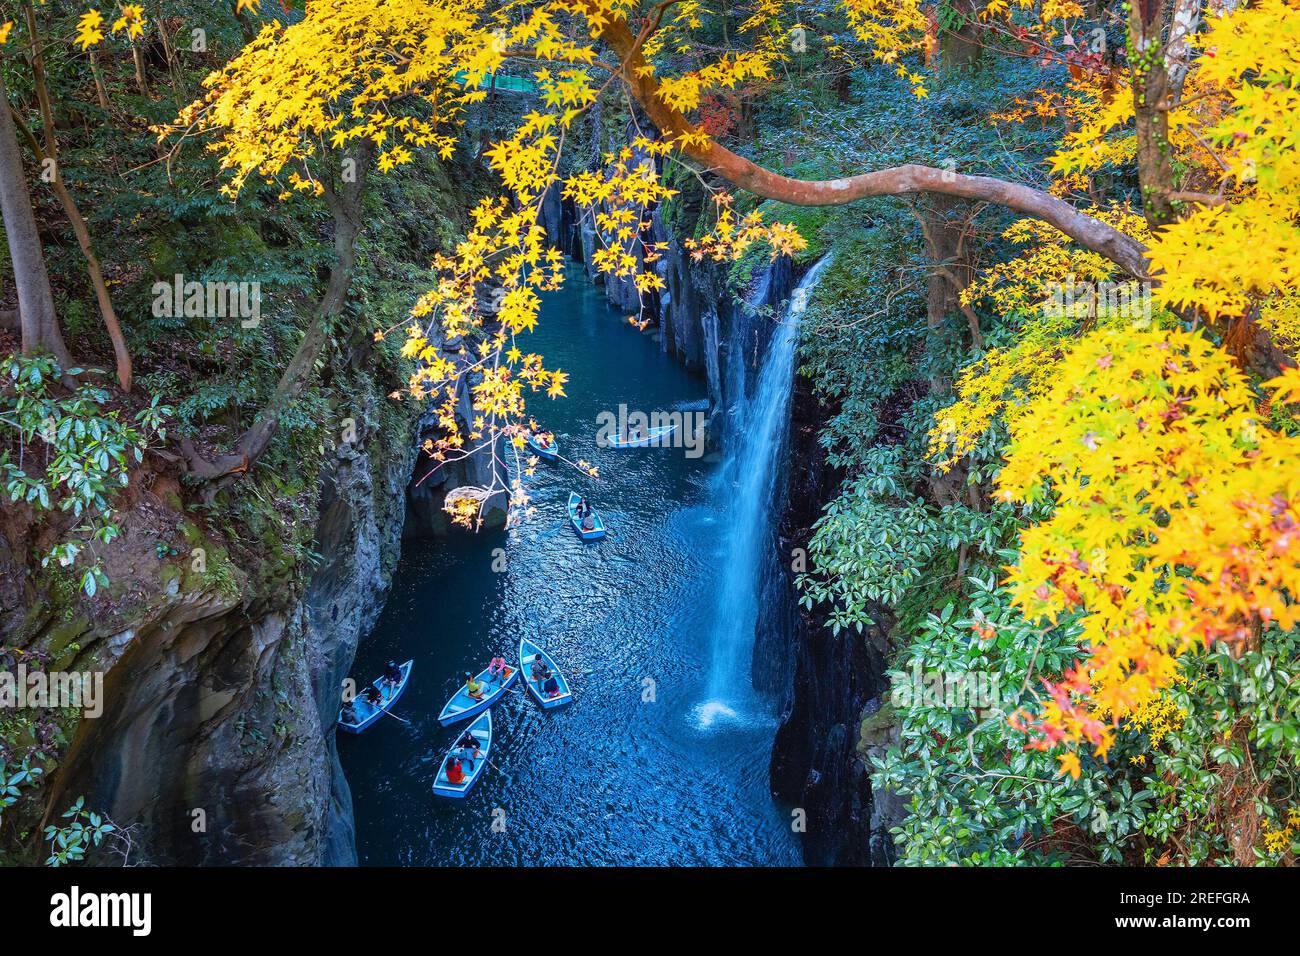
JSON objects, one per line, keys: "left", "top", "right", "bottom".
{"left": 998, "top": 327, "right": 1300, "bottom": 758}
{"left": 1143, "top": 0, "right": 1300, "bottom": 321}
{"left": 75, "top": 9, "right": 104, "bottom": 49}
{"left": 684, "top": 193, "right": 808, "bottom": 264}
{"left": 111, "top": 4, "right": 145, "bottom": 39}
{"left": 73, "top": 5, "right": 149, "bottom": 49}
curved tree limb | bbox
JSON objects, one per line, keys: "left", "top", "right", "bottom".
{"left": 597, "top": 13, "right": 1151, "bottom": 279}
{"left": 181, "top": 142, "right": 375, "bottom": 493}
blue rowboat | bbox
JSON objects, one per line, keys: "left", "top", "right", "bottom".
{"left": 437, "top": 660, "right": 518, "bottom": 726}
{"left": 525, "top": 433, "right": 558, "bottom": 461}
{"left": 606, "top": 424, "right": 677, "bottom": 449}
{"left": 519, "top": 638, "right": 573, "bottom": 709}
{"left": 432, "top": 710, "right": 492, "bottom": 799}
{"left": 338, "top": 660, "right": 413, "bottom": 734}
{"left": 567, "top": 492, "right": 606, "bottom": 541}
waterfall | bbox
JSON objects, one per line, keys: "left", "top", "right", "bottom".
{"left": 696, "top": 255, "right": 831, "bottom": 728}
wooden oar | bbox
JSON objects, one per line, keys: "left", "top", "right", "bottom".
{"left": 381, "top": 709, "right": 412, "bottom": 726}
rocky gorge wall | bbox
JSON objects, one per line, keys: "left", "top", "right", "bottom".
{"left": 1, "top": 378, "right": 418, "bottom": 866}
{"left": 763, "top": 374, "right": 899, "bottom": 867}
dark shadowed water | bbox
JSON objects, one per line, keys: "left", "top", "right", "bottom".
{"left": 340, "top": 268, "right": 801, "bottom": 866}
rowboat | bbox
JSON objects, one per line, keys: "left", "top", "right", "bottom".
{"left": 525, "top": 433, "right": 558, "bottom": 461}
{"left": 606, "top": 424, "right": 677, "bottom": 449}
{"left": 519, "top": 638, "right": 573, "bottom": 709}
{"left": 432, "top": 710, "right": 492, "bottom": 799}
{"left": 338, "top": 660, "right": 413, "bottom": 734}
{"left": 437, "top": 661, "right": 518, "bottom": 726}
{"left": 567, "top": 492, "right": 606, "bottom": 541}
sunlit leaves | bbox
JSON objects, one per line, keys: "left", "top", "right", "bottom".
{"left": 74, "top": 9, "right": 104, "bottom": 49}
{"left": 996, "top": 327, "right": 1300, "bottom": 758}
{"left": 1147, "top": 2, "right": 1300, "bottom": 321}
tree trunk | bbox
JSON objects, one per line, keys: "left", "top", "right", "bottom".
{"left": 157, "top": 12, "right": 180, "bottom": 87}
{"left": 939, "top": 0, "right": 984, "bottom": 71}
{"left": 184, "top": 143, "right": 374, "bottom": 488}
{"left": 1130, "top": 0, "right": 1178, "bottom": 229}
{"left": 1165, "top": 0, "right": 1203, "bottom": 102}
{"left": 20, "top": 2, "right": 132, "bottom": 389}
{"left": 0, "top": 71, "right": 69, "bottom": 367}
{"left": 912, "top": 197, "right": 976, "bottom": 506}
{"left": 132, "top": 43, "right": 149, "bottom": 96}
{"left": 88, "top": 50, "right": 111, "bottom": 111}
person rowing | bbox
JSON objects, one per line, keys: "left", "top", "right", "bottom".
{"left": 361, "top": 684, "right": 384, "bottom": 707}
{"left": 382, "top": 660, "right": 402, "bottom": 693}
{"left": 455, "top": 728, "right": 482, "bottom": 771}
{"left": 575, "top": 496, "right": 591, "bottom": 519}
{"left": 530, "top": 655, "right": 552, "bottom": 686}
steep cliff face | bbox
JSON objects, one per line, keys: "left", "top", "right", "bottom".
{"left": 302, "top": 406, "right": 417, "bottom": 866}
{"left": 764, "top": 357, "right": 899, "bottom": 867}
{"left": 404, "top": 398, "right": 507, "bottom": 539}
{"left": 760, "top": 377, "right": 878, "bottom": 865}
{"left": 5, "top": 391, "right": 418, "bottom": 866}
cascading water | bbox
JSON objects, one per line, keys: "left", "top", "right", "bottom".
{"left": 696, "top": 255, "right": 832, "bottom": 728}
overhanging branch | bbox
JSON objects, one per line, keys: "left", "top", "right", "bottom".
{"left": 597, "top": 12, "right": 1151, "bottom": 279}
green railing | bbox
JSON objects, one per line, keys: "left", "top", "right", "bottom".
{"left": 454, "top": 72, "right": 537, "bottom": 94}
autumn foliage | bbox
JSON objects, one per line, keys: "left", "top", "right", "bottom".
{"left": 62, "top": 0, "right": 1300, "bottom": 792}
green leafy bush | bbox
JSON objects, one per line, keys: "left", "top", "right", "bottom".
{"left": 0, "top": 354, "right": 171, "bottom": 595}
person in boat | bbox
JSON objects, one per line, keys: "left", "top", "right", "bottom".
{"left": 445, "top": 756, "right": 465, "bottom": 786}
{"left": 361, "top": 684, "right": 384, "bottom": 707}
{"left": 455, "top": 729, "right": 481, "bottom": 771}
{"left": 464, "top": 671, "right": 485, "bottom": 701}
{"left": 542, "top": 674, "right": 561, "bottom": 698}
{"left": 382, "top": 660, "right": 402, "bottom": 693}
{"left": 537, "top": 431, "right": 552, "bottom": 449}
{"left": 530, "top": 656, "right": 551, "bottom": 685}
{"left": 575, "top": 496, "right": 590, "bottom": 519}
{"left": 340, "top": 700, "right": 359, "bottom": 724}
{"left": 581, "top": 513, "right": 597, "bottom": 532}
{"left": 488, "top": 655, "right": 508, "bottom": 679}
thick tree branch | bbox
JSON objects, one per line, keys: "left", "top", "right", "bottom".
{"left": 597, "top": 12, "right": 1151, "bottom": 279}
